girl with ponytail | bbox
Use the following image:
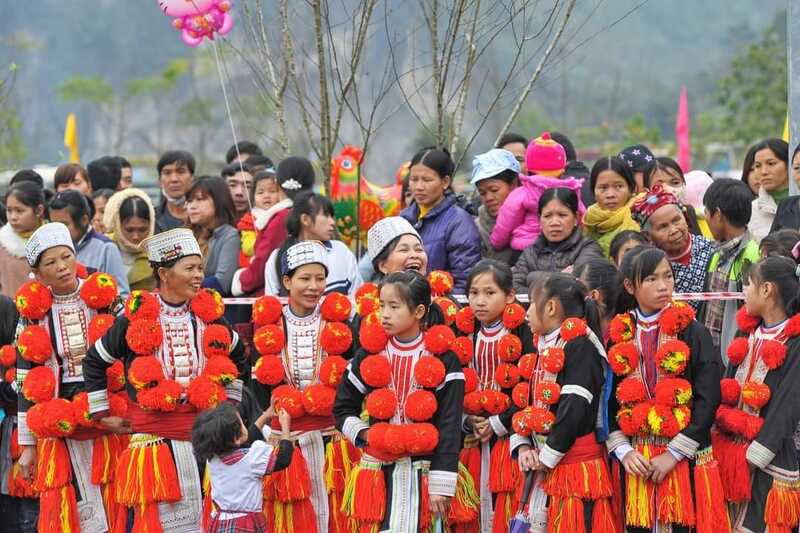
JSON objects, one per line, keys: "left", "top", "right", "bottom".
{"left": 334, "top": 270, "right": 469, "bottom": 532}
{"left": 511, "top": 272, "right": 616, "bottom": 532}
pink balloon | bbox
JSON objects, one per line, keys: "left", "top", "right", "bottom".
{"left": 158, "top": 0, "right": 234, "bottom": 46}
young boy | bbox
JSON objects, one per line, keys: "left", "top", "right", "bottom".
{"left": 701, "top": 178, "right": 760, "bottom": 357}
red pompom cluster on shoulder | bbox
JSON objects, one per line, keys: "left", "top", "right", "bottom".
{"left": 190, "top": 289, "right": 225, "bottom": 323}
{"left": 251, "top": 295, "right": 282, "bottom": 327}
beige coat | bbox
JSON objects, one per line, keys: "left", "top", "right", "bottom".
{"left": 0, "top": 224, "right": 32, "bottom": 298}
{"left": 747, "top": 188, "right": 778, "bottom": 243}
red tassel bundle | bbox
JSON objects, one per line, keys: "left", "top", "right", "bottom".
{"left": 692, "top": 448, "right": 731, "bottom": 533}
{"left": 268, "top": 499, "right": 319, "bottom": 533}
{"left": 341, "top": 457, "right": 386, "bottom": 529}
{"left": 38, "top": 485, "right": 80, "bottom": 532}
{"left": 33, "top": 437, "right": 71, "bottom": 491}
{"left": 131, "top": 503, "right": 164, "bottom": 533}
{"left": 655, "top": 459, "right": 695, "bottom": 526}
{"left": 271, "top": 447, "right": 312, "bottom": 502}
{"left": 764, "top": 480, "right": 800, "bottom": 533}
{"left": 547, "top": 495, "right": 585, "bottom": 533}
{"left": 710, "top": 430, "right": 751, "bottom": 502}
{"left": 448, "top": 462, "right": 480, "bottom": 525}
{"left": 591, "top": 497, "right": 619, "bottom": 533}
{"left": 114, "top": 436, "right": 181, "bottom": 510}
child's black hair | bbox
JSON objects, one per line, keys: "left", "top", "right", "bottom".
{"left": 760, "top": 229, "right": 800, "bottom": 259}
{"left": 6, "top": 182, "right": 45, "bottom": 211}
{"left": 702, "top": 178, "right": 753, "bottom": 229}
{"left": 642, "top": 157, "right": 684, "bottom": 190}
{"left": 380, "top": 270, "right": 445, "bottom": 330}
{"left": 590, "top": 156, "right": 636, "bottom": 195}
{"left": 618, "top": 245, "right": 671, "bottom": 310}
{"left": 466, "top": 259, "right": 514, "bottom": 295}
{"left": 537, "top": 187, "right": 579, "bottom": 217}
{"left": 574, "top": 258, "right": 631, "bottom": 320}
{"left": 274, "top": 192, "right": 335, "bottom": 283}
{"left": 745, "top": 255, "right": 800, "bottom": 316}
{"left": 251, "top": 169, "right": 278, "bottom": 203}
{"left": 609, "top": 230, "right": 649, "bottom": 265}
{"left": 191, "top": 402, "right": 244, "bottom": 463}
{"left": 530, "top": 272, "right": 603, "bottom": 340}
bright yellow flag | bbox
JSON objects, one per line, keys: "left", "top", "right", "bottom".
{"left": 782, "top": 113, "right": 789, "bottom": 142}
{"left": 64, "top": 113, "right": 80, "bottom": 163}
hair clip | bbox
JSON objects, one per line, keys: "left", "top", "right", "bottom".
{"left": 281, "top": 178, "right": 302, "bottom": 190}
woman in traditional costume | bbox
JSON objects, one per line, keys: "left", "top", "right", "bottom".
{"left": 713, "top": 255, "right": 800, "bottom": 532}
{"left": 14, "top": 222, "right": 125, "bottom": 532}
{"left": 250, "top": 240, "right": 357, "bottom": 533}
{"left": 334, "top": 270, "right": 466, "bottom": 532}
{"left": 606, "top": 245, "right": 729, "bottom": 533}
{"left": 82, "top": 228, "right": 247, "bottom": 532}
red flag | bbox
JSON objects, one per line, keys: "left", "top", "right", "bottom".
{"left": 675, "top": 86, "right": 691, "bottom": 172}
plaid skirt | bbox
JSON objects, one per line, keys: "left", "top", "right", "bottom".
{"left": 207, "top": 511, "right": 267, "bottom": 533}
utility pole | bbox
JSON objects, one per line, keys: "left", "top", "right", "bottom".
{"left": 789, "top": 1, "right": 800, "bottom": 192}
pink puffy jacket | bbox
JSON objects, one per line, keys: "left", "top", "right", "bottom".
{"left": 490, "top": 174, "right": 586, "bottom": 252}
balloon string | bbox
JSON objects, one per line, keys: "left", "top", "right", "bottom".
{"left": 211, "top": 37, "right": 252, "bottom": 210}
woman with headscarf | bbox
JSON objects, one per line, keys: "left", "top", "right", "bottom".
{"left": 103, "top": 188, "right": 157, "bottom": 291}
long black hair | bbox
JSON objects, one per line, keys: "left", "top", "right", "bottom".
{"left": 618, "top": 245, "right": 670, "bottom": 311}
{"left": 191, "top": 403, "right": 244, "bottom": 463}
{"left": 574, "top": 258, "right": 631, "bottom": 321}
{"left": 745, "top": 255, "right": 800, "bottom": 316}
{"left": 6, "top": 181, "right": 45, "bottom": 212}
{"left": 466, "top": 259, "right": 514, "bottom": 295}
{"left": 590, "top": 156, "right": 636, "bottom": 195}
{"left": 380, "top": 270, "right": 445, "bottom": 330}
{"left": 531, "top": 272, "right": 603, "bottom": 341}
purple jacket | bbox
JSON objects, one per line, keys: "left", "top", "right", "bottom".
{"left": 490, "top": 174, "right": 585, "bottom": 251}
{"left": 401, "top": 193, "right": 481, "bottom": 294}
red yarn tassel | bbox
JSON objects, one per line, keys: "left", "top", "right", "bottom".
{"left": 115, "top": 436, "right": 180, "bottom": 508}
{"left": 131, "top": 503, "right": 164, "bottom": 533}
{"left": 201, "top": 467, "right": 213, "bottom": 531}
{"left": 711, "top": 430, "right": 751, "bottom": 503}
{"left": 591, "top": 497, "right": 619, "bottom": 533}
{"left": 656, "top": 459, "right": 695, "bottom": 526}
{"left": 33, "top": 438, "right": 71, "bottom": 491}
{"left": 38, "top": 485, "right": 80, "bottom": 532}
{"left": 693, "top": 448, "right": 731, "bottom": 533}
{"left": 271, "top": 446, "right": 312, "bottom": 502}
{"left": 343, "top": 460, "right": 385, "bottom": 523}
{"left": 488, "top": 437, "right": 517, "bottom": 492}
{"left": 610, "top": 460, "right": 624, "bottom": 531}
{"left": 764, "top": 480, "right": 800, "bottom": 532}
{"left": 448, "top": 462, "right": 480, "bottom": 525}
{"left": 547, "top": 495, "right": 585, "bottom": 533}
{"left": 268, "top": 499, "right": 319, "bottom": 533}
{"left": 420, "top": 473, "right": 432, "bottom": 530}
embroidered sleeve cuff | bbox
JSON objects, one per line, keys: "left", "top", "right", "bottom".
{"left": 668, "top": 432, "right": 699, "bottom": 459}
{"left": 560, "top": 384, "right": 593, "bottom": 403}
{"left": 224, "top": 379, "right": 243, "bottom": 402}
{"left": 510, "top": 433, "right": 532, "bottom": 455}
{"left": 667, "top": 446, "right": 687, "bottom": 462}
{"left": 17, "top": 413, "right": 34, "bottom": 446}
{"left": 613, "top": 443, "right": 634, "bottom": 462}
{"left": 88, "top": 389, "right": 109, "bottom": 414}
{"left": 436, "top": 372, "right": 464, "bottom": 392}
{"left": 488, "top": 415, "right": 508, "bottom": 437}
{"left": 94, "top": 339, "right": 117, "bottom": 364}
{"left": 538, "top": 443, "right": 565, "bottom": 469}
{"left": 605, "top": 430, "right": 631, "bottom": 454}
{"left": 347, "top": 368, "right": 367, "bottom": 394}
{"left": 746, "top": 440, "right": 776, "bottom": 470}
{"left": 342, "top": 416, "right": 369, "bottom": 446}
{"left": 428, "top": 470, "right": 458, "bottom": 497}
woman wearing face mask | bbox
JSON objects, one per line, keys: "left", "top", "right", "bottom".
{"left": 643, "top": 157, "right": 705, "bottom": 236}
{"left": 103, "top": 188, "right": 157, "bottom": 291}
{"left": 746, "top": 138, "right": 790, "bottom": 242}
{"left": 0, "top": 183, "right": 46, "bottom": 298}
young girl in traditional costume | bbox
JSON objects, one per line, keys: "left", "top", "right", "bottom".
{"left": 250, "top": 240, "right": 357, "bottom": 533}
{"left": 453, "top": 259, "right": 533, "bottom": 532}
{"left": 14, "top": 222, "right": 125, "bottom": 532}
{"left": 334, "top": 270, "right": 466, "bottom": 532}
{"left": 606, "top": 245, "right": 729, "bottom": 533}
{"left": 713, "top": 255, "right": 800, "bottom": 532}
{"left": 83, "top": 228, "right": 247, "bottom": 532}
{"left": 510, "top": 272, "right": 615, "bottom": 533}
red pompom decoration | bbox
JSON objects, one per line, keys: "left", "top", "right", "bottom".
{"left": 561, "top": 318, "right": 587, "bottom": 342}
{"left": 80, "top": 272, "right": 118, "bottom": 310}
{"left": 361, "top": 355, "right": 392, "bottom": 388}
{"left": 530, "top": 407, "right": 556, "bottom": 434}
{"left": 647, "top": 404, "right": 680, "bottom": 438}
{"left": 540, "top": 347, "right": 565, "bottom": 374}
{"left": 659, "top": 302, "right": 695, "bottom": 336}
{"left": 109, "top": 391, "right": 129, "bottom": 417}
{"left": 512, "top": 408, "right": 535, "bottom": 436}
{"left": 715, "top": 405, "right": 764, "bottom": 440}
{"left": 608, "top": 342, "right": 638, "bottom": 376}
{"left": 26, "top": 403, "right": 47, "bottom": 438}
{"left": 301, "top": 384, "right": 336, "bottom": 416}
{"left": 534, "top": 382, "right": 561, "bottom": 405}
{"left": 735, "top": 306, "right": 760, "bottom": 334}
{"left": 4, "top": 368, "right": 14, "bottom": 384}
{"left": 22, "top": 366, "right": 56, "bottom": 403}
{"left": 126, "top": 320, "right": 163, "bottom": 355}
{"left": 128, "top": 356, "right": 165, "bottom": 390}
{"left": 366, "top": 388, "right": 397, "bottom": 420}
{"left": 71, "top": 392, "right": 93, "bottom": 427}
{"left": 617, "top": 407, "right": 639, "bottom": 436}
{"left": 253, "top": 356, "right": 285, "bottom": 386}
{"left": 630, "top": 402, "right": 653, "bottom": 436}
{"left": 0, "top": 345, "right": 16, "bottom": 367}
{"left": 251, "top": 295, "right": 282, "bottom": 327}
{"left": 272, "top": 385, "right": 306, "bottom": 418}
{"left": 726, "top": 337, "right": 750, "bottom": 366}
{"left": 153, "top": 380, "right": 183, "bottom": 412}
{"left": 462, "top": 367, "right": 478, "bottom": 393}
{"left": 187, "top": 375, "right": 226, "bottom": 410}
{"left": 42, "top": 398, "right": 77, "bottom": 437}
{"left": 190, "top": 288, "right": 225, "bottom": 323}
{"left": 452, "top": 336, "right": 473, "bottom": 366}
{"left": 497, "top": 334, "right": 523, "bottom": 362}
{"left": 319, "top": 356, "right": 348, "bottom": 387}
{"left": 17, "top": 325, "right": 53, "bottom": 364}
{"left": 512, "top": 382, "right": 530, "bottom": 409}
{"left": 404, "top": 390, "right": 437, "bottom": 422}
{"left": 414, "top": 356, "right": 446, "bottom": 389}
{"left": 479, "top": 390, "right": 510, "bottom": 416}
{"left": 355, "top": 283, "right": 380, "bottom": 316}
{"left": 15, "top": 280, "right": 52, "bottom": 321}
{"left": 428, "top": 270, "right": 454, "bottom": 296}
{"left": 434, "top": 297, "right": 458, "bottom": 326}
{"left": 321, "top": 292, "right": 352, "bottom": 322}
{"left": 204, "top": 356, "right": 238, "bottom": 385}
{"left": 609, "top": 314, "right": 635, "bottom": 344}
{"left": 360, "top": 323, "right": 389, "bottom": 354}
{"left": 741, "top": 382, "right": 771, "bottom": 410}
{"left": 463, "top": 391, "right": 484, "bottom": 415}
{"left": 502, "top": 303, "right": 526, "bottom": 330}
{"left": 759, "top": 340, "right": 787, "bottom": 370}
{"left": 493, "top": 363, "right": 521, "bottom": 389}
{"left": 785, "top": 314, "right": 800, "bottom": 338}
{"left": 655, "top": 340, "right": 691, "bottom": 375}
{"left": 654, "top": 378, "right": 693, "bottom": 407}
{"left": 124, "top": 290, "right": 160, "bottom": 321}
{"left": 616, "top": 377, "right": 647, "bottom": 405}
{"left": 253, "top": 324, "right": 285, "bottom": 356}
{"left": 424, "top": 325, "right": 455, "bottom": 355}
{"left": 203, "top": 324, "right": 232, "bottom": 359}
{"left": 455, "top": 307, "right": 475, "bottom": 334}
{"left": 673, "top": 405, "right": 691, "bottom": 431}
{"left": 320, "top": 322, "right": 353, "bottom": 355}
{"left": 362, "top": 310, "right": 382, "bottom": 328}
{"left": 719, "top": 378, "right": 741, "bottom": 406}
{"left": 517, "top": 353, "right": 537, "bottom": 379}
{"left": 136, "top": 385, "right": 160, "bottom": 411}
{"left": 405, "top": 423, "right": 439, "bottom": 455}
{"left": 88, "top": 314, "right": 115, "bottom": 346}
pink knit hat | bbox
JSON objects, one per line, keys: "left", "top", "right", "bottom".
{"left": 526, "top": 132, "right": 566, "bottom": 177}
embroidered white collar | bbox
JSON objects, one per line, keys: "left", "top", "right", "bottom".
{"left": 254, "top": 199, "right": 293, "bottom": 231}
{"left": 0, "top": 224, "right": 29, "bottom": 258}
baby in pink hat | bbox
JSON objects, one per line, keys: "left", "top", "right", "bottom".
{"left": 490, "top": 132, "right": 586, "bottom": 251}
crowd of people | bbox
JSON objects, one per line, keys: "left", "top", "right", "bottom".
{"left": 0, "top": 130, "right": 798, "bottom": 533}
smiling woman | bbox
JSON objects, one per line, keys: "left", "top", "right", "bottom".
{"left": 366, "top": 216, "right": 428, "bottom": 280}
